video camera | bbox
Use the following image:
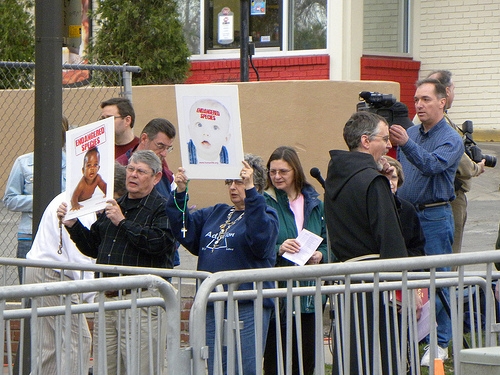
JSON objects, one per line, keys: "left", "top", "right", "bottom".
{"left": 357, "top": 91, "right": 397, "bottom": 125}
{"left": 460, "top": 120, "right": 497, "bottom": 168}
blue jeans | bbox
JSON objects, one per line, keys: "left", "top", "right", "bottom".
{"left": 206, "top": 302, "right": 272, "bottom": 375}
{"left": 17, "top": 234, "right": 32, "bottom": 284}
{"left": 173, "top": 242, "right": 181, "bottom": 267}
{"left": 416, "top": 204, "right": 453, "bottom": 348}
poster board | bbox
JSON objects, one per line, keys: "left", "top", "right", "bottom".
{"left": 65, "top": 117, "right": 115, "bottom": 220}
{"left": 175, "top": 84, "right": 244, "bottom": 179}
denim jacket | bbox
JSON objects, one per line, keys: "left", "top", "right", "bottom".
{"left": 3, "top": 151, "right": 66, "bottom": 235}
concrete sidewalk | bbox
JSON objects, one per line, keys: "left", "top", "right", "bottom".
{"left": 461, "top": 142, "right": 500, "bottom": 254}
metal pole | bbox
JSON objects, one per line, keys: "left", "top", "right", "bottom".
{"left": 122, "top": 63, "right": 133, "bottom": 102}
{"left": 34, "top": 0, "right": 63, "bottom": 234}
{"left": 240, "top": 0, "right": 249, "bottom": 82}
{"left": 15, "top": 3, "right": 65, "bottom": 374}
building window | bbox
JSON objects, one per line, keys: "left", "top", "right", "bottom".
{"left": 177, "top": 0, "right": 327, "bottom": 55}
{"left": 178, "top": 0, "right": 201, "bottom": 55}
{"left": 363, "top": 0, "right": 410, "bottom": 55}
{"left": 206, "top": 0, "right": 281, "bottom": 50}
{"left": 289, "top": 0, "right": 327, "bottom": 50}
{"left": 250, "top": 0, "right": 282, "bottom": 49}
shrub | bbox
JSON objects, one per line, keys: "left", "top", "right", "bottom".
{"left": 87, "top": 0, "right": 191, "bottom": 85}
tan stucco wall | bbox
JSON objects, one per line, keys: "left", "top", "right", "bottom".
{"left": 131, "top": 80, "right": 399, "bottom": 208}
{"left": 0, "top": 80, "right": 399, "bottom": 208}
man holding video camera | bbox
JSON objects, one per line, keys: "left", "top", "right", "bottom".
{"left": 425, "top": 70, "right": 486, "bottom": 256}
{"left": 390, "top": 78, "right": 464, "bottom": 365}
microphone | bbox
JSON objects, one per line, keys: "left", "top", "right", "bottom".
{"left": 310, "top": 167, "right": 325, "bottom": 189}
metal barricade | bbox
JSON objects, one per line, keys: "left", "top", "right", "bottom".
{"left": 0, "top": 258, "right": 209, "bottom": 375}
{"left": 188, "top": 250, "right": 500, "bottom": 375}
{"left": 2, "top": 251, "right": 500, "bottom": 375}
{"left": 0, "top": 275, "right": 176, "bottom": 375}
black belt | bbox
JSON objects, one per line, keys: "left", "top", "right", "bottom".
{"left": 104, "top": 288, "right": 148, "bottom": 298}
{"left": 417, "top": 201, "right": 449, "bottom": 211}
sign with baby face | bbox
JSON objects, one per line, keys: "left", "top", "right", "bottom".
{"left": 65, "top": 116, "right": 115, "bottom": 220}
{"left": 175, "top": 84, "right": 244, "bottom": 179}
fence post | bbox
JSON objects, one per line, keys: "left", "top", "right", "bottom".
{"left": 122, "top": 63, "right": 133, "bottom": 102}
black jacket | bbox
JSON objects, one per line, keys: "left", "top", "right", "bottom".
{"left": 324, "top": 150, "right": 407, "bottom": 262}
{"left": 395, "top": 195, "right": 425, "bottom": 257}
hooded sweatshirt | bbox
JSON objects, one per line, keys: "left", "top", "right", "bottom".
{"left": 324, "top": 150, "right": 407, "bottom": 262}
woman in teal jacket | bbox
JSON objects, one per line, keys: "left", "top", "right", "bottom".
{"left": 262, "top": 146, "right": 328, "bottom": 375}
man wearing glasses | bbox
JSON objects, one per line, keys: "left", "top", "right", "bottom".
{"left": 99, "top": 97, "right": 139, "bottom": 158}
{"left": 324, "top": 111, "right": 407, "bottom": 375}
{"left": 116, "top": 117, "right": 176, "bottom": 197}
{"left": 58, "top": 150, "right": 176, "bottom": 375}
{"left": 116, "top": 118, "right": 181, "bottom": 267}
{"left": 325, "top": 111, "right": 407, "bottom": 262}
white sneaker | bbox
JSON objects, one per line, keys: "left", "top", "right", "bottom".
{"left": 420, "top": 345, "right": 448, "bottom": 366}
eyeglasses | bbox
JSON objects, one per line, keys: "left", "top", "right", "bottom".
{"left": 371, "top": 135, "right": 390, "bottom": 143}
{"left": 153, "top": 140, "right": 174, "bottom": 153}
{"left": 225, "top": 179, "right": 245, "bottom": 186}
{"left": 98, "top": 114, "right": 127, "bottom": 121}
{"left": 126, "top": 165, "right": 154, "bottom": 176}
{"left": 269, "top": 169, "right": 292, "bottom": 176}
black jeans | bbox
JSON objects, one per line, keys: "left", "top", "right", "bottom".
{"left": 263, "top": 312, "right": 316, "bottom": 375}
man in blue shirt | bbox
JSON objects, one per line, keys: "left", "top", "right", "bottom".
{"left": 390, "top": 78, "right": 464, "bottom": 366}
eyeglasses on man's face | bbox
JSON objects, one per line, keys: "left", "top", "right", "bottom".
{"left": 371, "top": 135, "right": 390, "bottom": 143}
{"left": 126, "top": 165, "right": 154, "bottom": 176}
{"left": 98, "top": 114, "right": 127, "bottom": 121}
{"left": 152, "top": 140, "right": 174, "bottom": 153}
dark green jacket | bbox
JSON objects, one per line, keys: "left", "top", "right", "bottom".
{"left": 264, "top": 185, "right": 329, "bottom": 313}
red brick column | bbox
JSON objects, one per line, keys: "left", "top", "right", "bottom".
{"left": 361, "top": 56, "right": 421, "bottom": 119}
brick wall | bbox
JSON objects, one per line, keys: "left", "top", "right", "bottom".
{"left": 180, "top": 295, "right": 194, "bottom": 345}
{"left": 416, "top": 1, "right": 500, "bottom": 138}
{"left": 4, "top": 319, "right": 20, "bottom": 365}
{"left": 360, "top": 55, "right": 421, "bottom": 119}
{"left": 186, "top": 55, "right": 330, "bottom": 83}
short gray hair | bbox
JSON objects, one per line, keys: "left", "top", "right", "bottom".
{"left": 129, "top": 150, "right": 162, "bottom": 174}
{"left": 343, "top": 111, "right": 387, "bottom": 151}
{"left": 245, "top": 153, "right": 267, "bottom": 193}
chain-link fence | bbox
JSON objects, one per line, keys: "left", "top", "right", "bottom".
{"left": 0, "top": 61, "right": 141, "bottom": 287}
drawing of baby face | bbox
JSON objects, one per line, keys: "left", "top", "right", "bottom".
{"left": 188, "top": 99, "right": 231, "bottom": 161}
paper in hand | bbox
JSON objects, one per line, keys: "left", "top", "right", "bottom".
{"left": 282, "top": 228, "right": 323, "bottom": 266}
{"left": 417, "top": 301, "right": 436, "bottom": 342}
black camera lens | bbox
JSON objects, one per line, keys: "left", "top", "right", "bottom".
{"left": 461, "top": 120, "right": 497, "bottom": 168}
{"left": 484, "top": 154, "right": 497, "bottom": 168}
{"left": 359, "top": 91, "right": 396, "bottom": 108}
